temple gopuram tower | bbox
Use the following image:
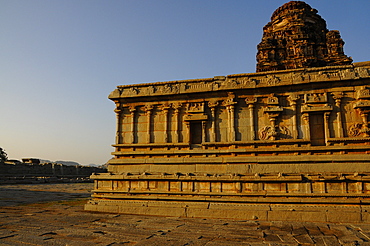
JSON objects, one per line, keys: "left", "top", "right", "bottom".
{"left": 256, "top": 1, "right": 352, "bottom": 72}
{"left": 86, "top": 1, "right": 370, "bottom": 223}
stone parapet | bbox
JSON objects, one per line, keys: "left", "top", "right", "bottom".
{"left": 109, "top": 64, "right": 369, "bottom": 100}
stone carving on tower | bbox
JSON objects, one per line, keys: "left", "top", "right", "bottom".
{"left": 256, "top": 1, "right": 352, "bottom": 72}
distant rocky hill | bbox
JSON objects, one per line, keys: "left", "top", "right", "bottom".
{"left": 40, "top": 159, "right": 80, "bottom": 166}
{"left": 55, "top": 160, "right": 81, "bottom": 166}
{"left": 40, "top": 159, "right": 105, "bottom": 167}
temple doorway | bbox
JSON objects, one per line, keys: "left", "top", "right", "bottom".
{"left": 309, "top": 113, "right": 325, "bottom": 146}
{"left": 190, "top": 121, "right": 202, "bottom": 144}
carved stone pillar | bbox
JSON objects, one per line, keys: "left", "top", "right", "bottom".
{"left": 223, "top": 93, "right": 237, "bottom": 142}
{"left": 129, "top": 105, "right": 136, "bottom": 144}
{"left": 208, "top": 100, "right": 219, "bottom": 142}
{"left": 302, "top": 113, "right": 310, "bottom": 141}
{"left": 185, "top": 121, "right": 190, "bottom": 144}
{"left": 172, "top": 103, "right": 182, "bottom": 143}
{"left": 143, "top": 104, "right": 154, "bottom": 143}
{"left": 202, "top": 121, "right": 207, "bottom": 143}
{"left": 332, "top": 92, "right": 344, "bottom": 138}
{"left": 161, "top": 104, "right": 171, "bottom": 143}
{"left": 288, "top": 94, "right": 300, "bottom": 139}
{"left": 324, "top": 112, "right": 331, "bottom": 145}
{"left": 245, "top": 97, "right": 257, "bottom": 140}
{"left": 114, "top": 103, "right": 122, "bottom": 144}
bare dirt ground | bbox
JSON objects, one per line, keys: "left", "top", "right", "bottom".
{"left": 0, "top": 183, "right": 369, "bottom": 245}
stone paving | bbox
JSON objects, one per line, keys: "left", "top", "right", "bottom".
{"left": 1, "top": 183, "right": 370, "bottom": 245}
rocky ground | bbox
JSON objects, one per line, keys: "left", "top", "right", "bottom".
{"left": 0, "top": 183, "right": 370, "bottom": 245}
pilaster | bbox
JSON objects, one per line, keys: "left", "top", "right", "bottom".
{"left": 208, "top": 100, "right": 219, "bottom": 142}
{"left": 129, "top": 105, "right": 136, "bottom": 144}
{"left": 143, "top": 104, "right": 154, "bottom": 143}
{"left": 245, "top": 97, "right": 257, "bottom": 140}
{"left": 160, "top": 104, "right": 171, "bottom": 143}
{"left": 172, "top": 103, "right": 182, "bottom": 143}
{"left": 114, "top": 103, "right": 122, "bottom": 144}
{"left": 223, "top": 93, "right": 237, "bottom": 142}
{"left": 288, "top": 94, "right": 300, "bottom": 139}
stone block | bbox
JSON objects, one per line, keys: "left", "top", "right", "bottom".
{"left": 268, "top": 210, "right": 327, "bottom": 223}
{"left": 186, "top": 207, "right": 268, "bottom": 221}
{"left": 326, "top": 211, "right": 361, "bottom": 223}
{"left": 149, "top": 164, "right": 196, "bottom": 173}
{"left": 119, "top": 205, "right": 186, "bottom": 217}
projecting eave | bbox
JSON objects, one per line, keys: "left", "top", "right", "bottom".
{"left": 108, "top": 63, "right": 370, "bottom": 100}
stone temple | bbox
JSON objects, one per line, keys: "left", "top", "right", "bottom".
{"left": 85, "top": 1, "right": 370, "bottom": 223}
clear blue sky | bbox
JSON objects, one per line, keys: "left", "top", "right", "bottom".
{"left": 1, "top": 0, "right": 369, "bottom": 165}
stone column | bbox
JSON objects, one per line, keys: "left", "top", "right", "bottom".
{"left": 202, "top": 121, "right": 207, "bottom": 143}
{"left": 229, "top": 105, "right": 236, "bottom": 142}
{"left": 143, "top": 104, "right": 154, "bottom": 143}
{"left": 161, "top": 104, "right": 171, "bottom": 143}
{"left": 332, "top": 92, "right": 344, "bottom": 138}
{"left": 172, "top": 103, "right": 182, "bottom": 143}
{"left": 114, "top": 103, "right": 122, "bottom": 144}
{"left": 302, "top": 113, "right": 310, "bottom": 141}
{"left": 224, "top": 93, "right": 237, "bottom": 142}
{"left": 208, "top": 100, "right": 219, "bottom": 142}
{"left": 324, "top": 112, "right": 331, "bottom": 145}
{"left": 288, "top": 94, "right": 300, "bottom": 139}
{"left": 129, "top": 105, "right": 136, "bottom": 144}
{"left": 185, "top": 121, "right": 190, "bottom": 144}
{"left": 245, "top": 97, "right": 257, "bottom": 140}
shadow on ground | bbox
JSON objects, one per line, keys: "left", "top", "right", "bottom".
{"left": 0, "top": 183, "right": 93, "bottom": 206}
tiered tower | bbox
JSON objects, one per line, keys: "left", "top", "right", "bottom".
{"left": 256, "top": 1, "right": 352, "bottom": 72}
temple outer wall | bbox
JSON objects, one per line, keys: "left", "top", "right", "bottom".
{"left": 85, "top": 62, "right": 370, "bottom": 223}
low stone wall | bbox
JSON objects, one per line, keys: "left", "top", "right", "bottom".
{"left": 86, "top": 171, "right": 370, "bottom": 223}
{"left": 0, "top": 163, "right": 106, "bottom": 184}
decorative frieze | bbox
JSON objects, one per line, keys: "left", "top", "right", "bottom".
{"left": 357, "top": 87, "right": 370, "bottom": 99}
{"left": 186, "top": 102, "right": 204, "bottom": 113}
{"left": 109, "top": 66, "right": 370, "bottom": 100}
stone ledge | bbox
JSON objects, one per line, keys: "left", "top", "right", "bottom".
{"left": 111, "top": 144, "right": 370, "bottom": 156}
{"left": 84, "top": 199, "right": 370, "bottom": 223}
{"left": 90, "top": 191, "right": 370, "bottom": 201}
{"left": 91, "top": 172, "right": 370, "bottom": 181}
{"left": 108, "top": 154, "right": 370, "bottom": 165}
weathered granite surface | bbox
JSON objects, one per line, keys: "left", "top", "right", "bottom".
{"left": 256, "top": 1, "right": 352, "bottom": 72}
{"left": 87, "top": 1, "right": 370, "bottom": 221}
{"left": 1, "top": 183, "right": 370, "bottom": 245}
